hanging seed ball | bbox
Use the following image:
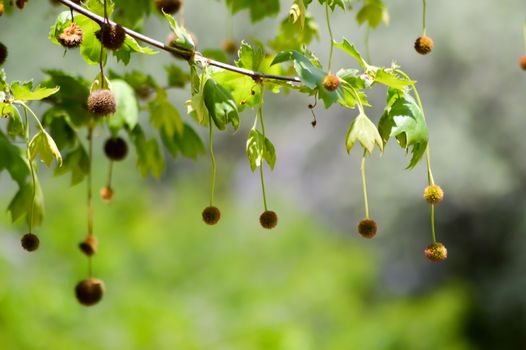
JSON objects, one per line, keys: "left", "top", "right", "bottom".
{"left": 0, "top": 42, "right": 7, "bottom": 66}
{"left": 223, "top": 39, "right": 238, "bottom": 55}
{"left": 259, "top": 210, "right": 278, "bottom": 229}
{"left": 0, "top": 3, "right": 4, "bottom": 16}
{"left": 75, "top": 278, "right": 105, "bottom": 306}
{"left": 155, "top": 0, "right": 182, "bottom": 14}
{"left": 100, "top": 186, "right": 114, "bottom": 202}
{"left": 104, "top": 137, "right": 128, "bottom": 161}
{"left": 16, "top": 0, "right": 27, "bottom": 10}
{"left": 322, "top": 74, "right": 340, "bottom": 92}
{"left": 21, "top": 233, "right": 40, "bottom": 252}
{"left": 425, "top": 242, "right": 448, "bottom": 262}
{"left": 58, "top": 22, "right": 84, "bottom": 48}
{"left": 424, "top": 184, "right": 444, "bottom": 205}
{"left": 87, "top": 89, "right": 116, "bottom": 117}
{"left": 96, "top": 23, "right": 126, "bottom": 51}
{"left": 202, "top": 206, "right": 221, "bottom": 225}
{"left": 357, "top": 219, "right": 378, "bottom": 239}
{"left": 79, "top": 235, "right": 98, "bottom": 256}
{"left": 414, "top": 35, "right": 433, "bottom": 55}
{"left": 519, "top": 55, "right": 526, "bottom": 71}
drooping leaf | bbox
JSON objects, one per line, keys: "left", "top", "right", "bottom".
{"left": 11, "top": 81, "right": 60, "bottom": 102}
{"left": 54, "top": 144, "right": 90, "bottom": 185}
{"left": 246, "top": 128, "right": 276, "bottom": 172}
{"left": 148, "top": 88, "right": 184, "bottom": 137}
{"left": 345, "top": 113, "right": 383, "bottom": 155}
{"left": 0, "top": 131, "right": 30, "bottom": 187}
{"left": 108, "top": 79, "right": 139, "bottom": 135}
{"left": 29, "top": 130, "right": 63, "bottom": 167}
{"left": 203, "top": 78, "right": 240, "bottom": 131}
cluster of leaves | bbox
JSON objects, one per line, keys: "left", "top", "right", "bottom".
{"left": 1, "top": 0, "right": 429, "bottom": 229}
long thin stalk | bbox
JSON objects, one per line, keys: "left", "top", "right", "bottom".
{"left": 361, "top": 150, "right": 369, "bottom": 219}
{"left": 325, "top": 1, "right": 335, "bottom": 72}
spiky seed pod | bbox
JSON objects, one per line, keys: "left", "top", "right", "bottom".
{"left": 155, "top": 0, "right": 182, "bottom": 14}
{"left": 96, "top": 23, "right": 126, "bottom": 51}
{"left": 259, "top": 210, "right": 278, "bottom": 229}
{"left": 87, "top": 89, "right": 116, "bottom": 117}
{"left": 75, "top": 278, "right": 105, "bottom": 306}
{"left": 0, "top": 42, "right": 7, "bottom": 66}
{"left": 414, "top": 35, "right": 433, "bottom": 55}
{"left": 520, "top": 55, "right": 526, "bottom": 71}
{"left": 21, "top": 233, "right": 40, "bottom": 252}
{"left": 425, "top": 242, "right": 448, "bottom": 262}
{"left": 100, "top": 186, "right": 114, "bottom": 202}
{"left": 58, "top": 23, "right": 84, "bottom": 49}
{"left": 223, "top": 39, "right": 238, "bottom": 55}
{"left": 322, "top": 74, "right": 340, "bottom": 92}
{"left": 202, "top": 206, "right": 221, "bottom": 225}
{"left": 357, "top": 219, "right": 378, "bottom": 239}
{"left": 424, "top": 184, "right": 444, "bottom": 205}
{"left": 79, "top": 235, "right": 98, "bottom": 256}
{"left": 104, "top": 137, "right": 128, "bottom": 161}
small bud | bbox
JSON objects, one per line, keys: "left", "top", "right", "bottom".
{"left": 223, "top": 39, "right": 238, "bottom": 55}
{"left": 100, "top": 186, "right": 114, "bottom": 202}
{"left": 322, "top": 74, "right": 340, "bottom": 92}
{"left": 519, "top": 55, "right": 526, "bottom": 71}
{"left": 79, "top": 235, "right": 98, "bottom": 256}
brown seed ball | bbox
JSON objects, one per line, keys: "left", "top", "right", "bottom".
{"left": 259, "top": 210, "right": 278, "bottom": 229}
{"left": 75, "top": 278, "right": 105, "bottom": 306}
{"left": 223, "top": 39, "right": 238, "bottom": 55}
{"left": 58, "top": 22, "right": 84, "bottom": 48}
{"left": 0, "top": 3, "right": 4, "bottom": 16}
{"left": 425, "top": 242, "right": 448, "bottom": 262}
{"left": 0, "top": 42, "right": 7, "bottom": 66}
{"left": 166, "top": 31, "right": 198, "bottom": 58}
{"left": 79, "top": 235, "right": 98, "bottom": 256}
{"left": 15, "top": 0, "right": 27, "bottom": 10}
{"left": 202, "top": 206, "right": 221, "bottom": 225}
{"left": 87, "top": 89, "right": 116, "bottom": 117}
{"left": 322, "top": 74, "right": 340, "bottom": 92}
{"left": 414, "top": 35, "right": 433, "bottom": 55}
{"left": 21, "top": 233, "right": 40, "bottom": 252}
{"left": 100, "top": 186, "right": 114, "bottom": 202}
{"left": 357, "top": 219, "right": 378, "bottom": 239}
{"left": 104, "top": 137, "right": 128, "bottom": 161}
{"left": 519, "top": 55, "right": 526, "bottom": 71}
{"left": 424, "top": 184, "right": 444, "bottom": 205}
{"left": 155, "top": 0, "right": 182, "bottom": 14}
{"left": 96, "top": 23, "right": 126, "bottom": 51}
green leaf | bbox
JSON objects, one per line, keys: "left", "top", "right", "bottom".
{"left": 11, "top": 81, "right": 60, "bottom": 101}
{"left": 108, "top": 79, "right": 139, "bottom": 135}
{"left": 161, "top": 123, "right": 205, "bottom": 160}
{"left": 356, "top": 0, "right": 389, "bottom": 28}
{"left": 163, "top": 13, "right": 195, "bottom": 52}
{"left": 269, "top": 12, "right": 319, "bottom": 52}
{"left": 6, "top": 105, "right": 24, "bottom": 139}
{"left": 113, "top": 35, "right": 158, "bottom": 65}
{"left": 148, "top": 88, "right": 184, "bottom": 137}
{"left": 374, "top": 69, "right": 415, "bottom": 89}
{"left": 0, "top": 131, "right": 30, "bottom": 187}
{"left": 203, "top": 78, "right": 240, "bottom": 131}
{"left": 246, "top": 128, "right": 276, "bottom": 172}
{"left": 7, "top": 177, "right": 44, "bottom": 227}
{"left": 29, "top": 130, "right": 63, "bottom": 167}
{"left": 130, "top": 125, "right": 165, "bottom": 179}
{"left": 54, "top": 144, "right": 90, "bottom": 185}
{"left": 378, "top": 92, "right": 428, "bottom": 168}
{"left": 226, "top": 0, "right": 280, "bottom": 22}
{"left": 345, "top": 113, "right": 383, "bottom": 155}
{"left": 165, "top": 64, "right": 190, "bottom": 88}
{"left": 76, "top": 16, "right": 107, "bottom": 66}
{"left": 335, "top": 39, "right": 368, "bottom": 69}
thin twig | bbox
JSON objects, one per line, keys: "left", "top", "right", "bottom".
{"left": 55, "top": 0, "right": 301, "bottom": 84}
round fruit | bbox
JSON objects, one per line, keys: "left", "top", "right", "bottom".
{"left": 104, "top": 137, "right": 128, "bottom": 161}
{"left": 519, "top": 55, "right": 526, "bottom": 71}
{"left": 155, "top": 0, "right": 182, "bottom": 14}
{"left": 100, "top": 186, "right": 114, "bottom": 202}
{"left": 223, "top": 39, "right": 238, "bottom": 55}
{"left": 21, "top": 233, "right": 40, "bottom": 252}
{"left": 424, "top": 242, "right": 448, "bottom": 262}
{"left": 202, "top": 206, "right": 221, "bottom": 225}
{"left": 357, "top": 219, "right": 378, "bottom": 239}
{"left": 87, "top": 89, "right": 116, "bottom": 117}
{"left": 322, "top": 74, "right": 340, "bottom": 92}
{"left": 424, "top": 184, "right": 444, "bottom": 205}
{"left": 414, "top": 35, "right": 433, "bottom": 55}
{"left": 0, "top": 42, "right": 7, "bottom": 66}
{"left": 58, "top": 23, "right": 84, "bottom": 48}
{"left": 79, "top": 235, "right": 98, "bottom": 256}
{"left": 259, "top": 210, "right": 278, "bottom": 229}
{"left": 96, "top": 23, "right": 126, "bottom": 51}
{"left": 75, "top": 278, "right": 105, "bottom": 306}
{"left": 16, "top": 0, "right": 27, "bottom": 10}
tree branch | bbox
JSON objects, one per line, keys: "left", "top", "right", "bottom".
{"left": 55, "top": 0, "right": 302, "bottom": 84}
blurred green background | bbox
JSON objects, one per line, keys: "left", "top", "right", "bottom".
{"left": 1, "top": 1, "right": 526, "bottom": 349}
